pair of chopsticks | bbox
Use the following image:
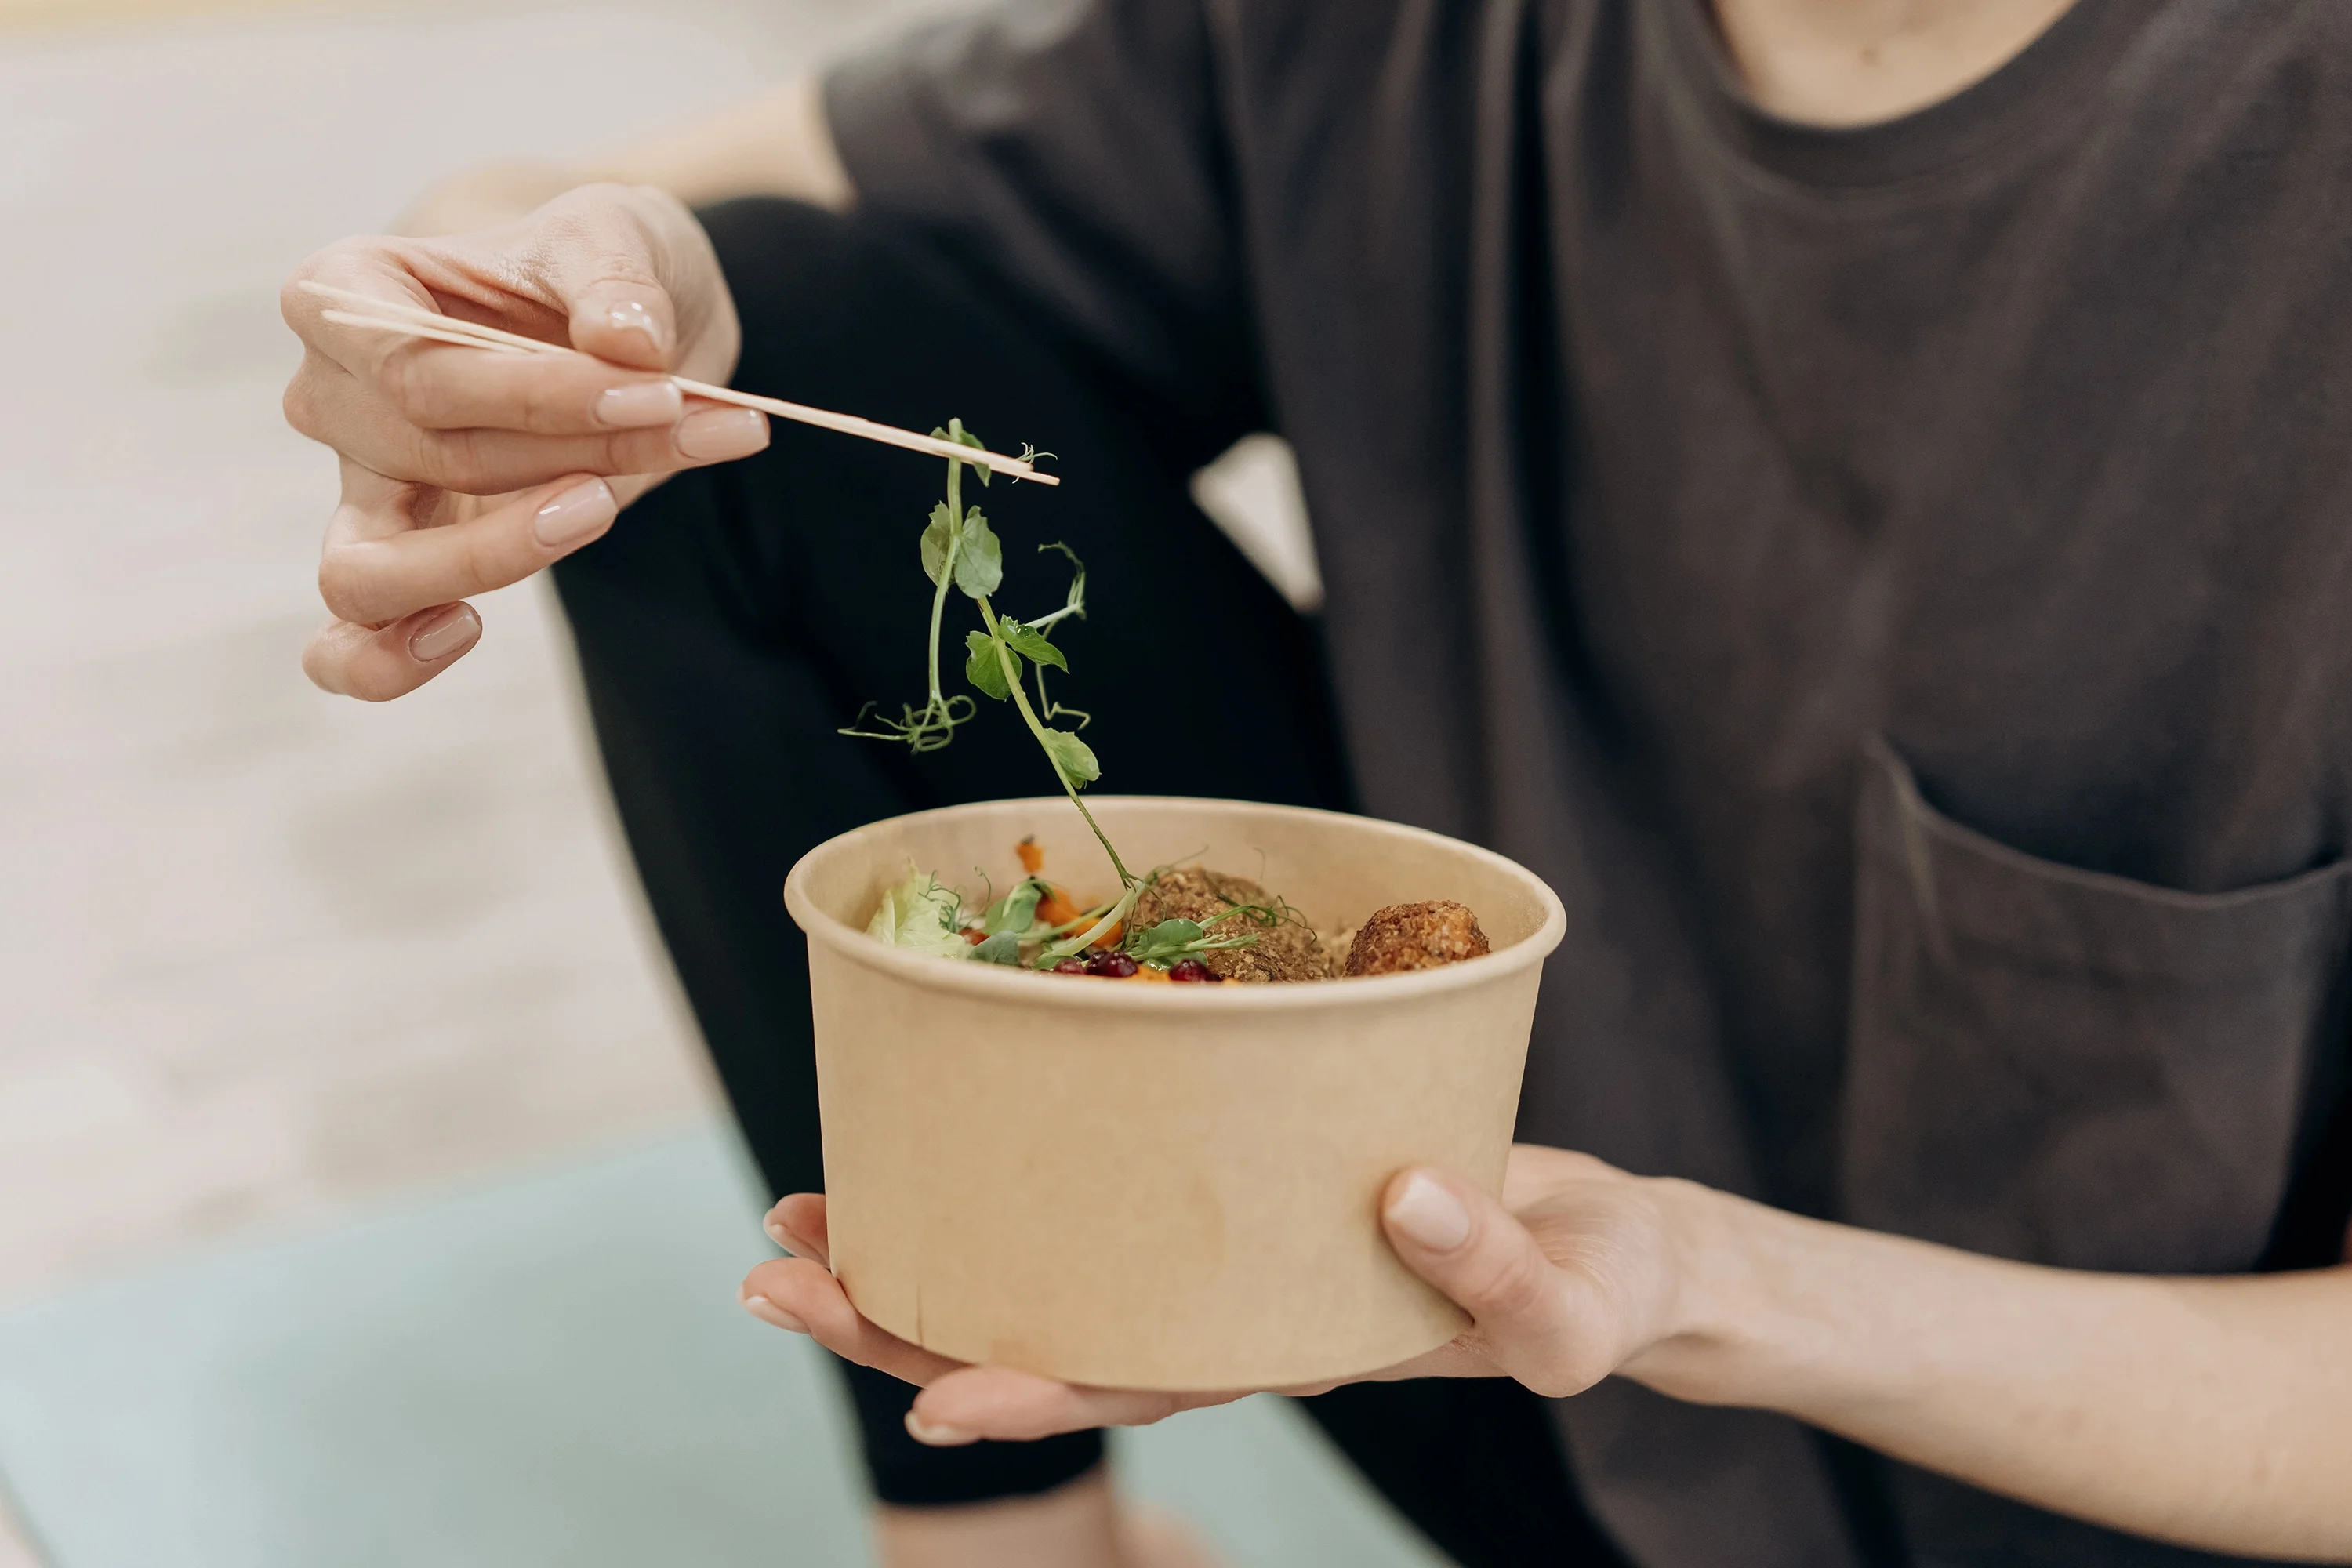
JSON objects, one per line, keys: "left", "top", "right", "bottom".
{"left": 297, "top": 279, "right": 1059, "bottom": 485}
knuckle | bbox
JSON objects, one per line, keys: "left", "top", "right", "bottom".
{"left": 1464, "top": 1241, "right": 1559, "bottom": 1324}
{"left": 379, "top": 350, "right": 437, "bottom": 425}
{"left": 278, "top": 247, "right": 339, "bottom": 327}
{"left": 284, "top": 353, "right": 370, "bottom": 452}
{"left": 521, "top": 374, "right": 583, "bottom": 436}
{"left": 1521, "top": 1367, "right": 1592, "bottom": 1399}
{"left": 315, "top": 546, "right": 379, "bottom": 624}
{"left": 454, "top": 520, "right": 513, "bottom": 597}
{"left": 278, "top": 266, "right": 315, "bottom": 324}
{"left": 282, "top": 238, "right": 384, "bottom": 325}
{"left": 606, "top": 426, "right": 693, "bottom": 475}
{"left": 529, "top": 197, "right": 660, "bottom": 285}
{"left": 281, "top": 376, "right": 321, "bottom": 440}
{"left": 418, "top": 428, "right": 492, "bottom": 493}
{"left": 299, "top": 637, "right": 347, "bottom": 697}
{"left": 615, "top": 183, "right": 694, "bottom": 254}
{"left": 597, "top": 430, "right": 648, "bottom": 474}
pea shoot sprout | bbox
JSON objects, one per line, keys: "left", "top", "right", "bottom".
{"left": 842, "top": 422, "right": 1160, "bottom": 957}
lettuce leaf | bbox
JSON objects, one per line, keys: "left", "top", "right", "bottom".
{"left": 866, "top": 862, "right": 970, "bottom": 959}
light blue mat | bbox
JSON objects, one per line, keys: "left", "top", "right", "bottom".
{"left": 0, "top": 1126, "right": 1443, "bottom": 1567}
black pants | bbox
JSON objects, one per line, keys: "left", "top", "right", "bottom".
{"left": 552, "top": 198, "right": 1627, "bottom": 1568}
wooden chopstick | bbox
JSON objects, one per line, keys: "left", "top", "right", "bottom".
{"left": 319, "top": 310, "right": 535, "bottom": 355}
{"left": 299, "top": 280, "right": 1059, "bottom": 485}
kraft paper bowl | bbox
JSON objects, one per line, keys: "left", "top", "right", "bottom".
{"left": 782, "top": 796, "right": 1567, "bottom": 1391}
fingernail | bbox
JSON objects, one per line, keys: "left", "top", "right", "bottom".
{"left": 604, "top": 300, "right": 668, "bottom": 357}
{"left": 532, "top": 477, "right": 616, "bottom": 549}
{"left": 741, "top": 1294, "right": 808, "bottom": 1334}
{"left": 904, "top": 1412, "right": 977, "bottom": 1447}
{"left": 1386, "top": 1173, "right": 1471, "bottom": 1252}
{"left": 407, "top": 604, "right": 481, "bottom": 663}
{"left": 593, "top": 381, "right": 682, "bottom": 428}
{"left": 674, "top": 406, "right": 769, "bottom": 461}
{"left": 764, "top": 1219, "right": 793, "bottom": 1251}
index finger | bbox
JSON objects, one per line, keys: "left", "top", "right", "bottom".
{"left": 908, "top": 1365, "right": 1237, "bottom": 1443}
{"left": 283, "top": 245, "right": 517, "bottom": 369}
{"left": 762, "top": 1194, "right": 829, "bottom": 1265}
{"left": 368, "top": 335, "right": 684, "bottom": 436}
{"left": 741, "top": 1256, "right": 966, "bottom": 1388}
{"left": 287, "top": 260, "right": 684, "bottom": 437}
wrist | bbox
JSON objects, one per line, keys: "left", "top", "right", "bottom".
{"left": 1613, "top": 1178, "right": 1838, "bottom": 1409}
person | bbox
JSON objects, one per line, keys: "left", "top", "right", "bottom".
{"left": 277, "top": 0, "right": 2352, "bottom": 1563}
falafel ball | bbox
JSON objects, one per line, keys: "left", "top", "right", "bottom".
{"left": 1344, "top": 900, "right": 1490, "bottom": 976}
{"left": 1129, "top": 867, "right": 1338, "bottom": 982}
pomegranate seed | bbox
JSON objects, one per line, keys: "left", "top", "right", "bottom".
{"left": 1086, "top": 951, "right": 1140, "bottom": 978}
{"left": 1050, "top": 957, "right": 1089, "bottom": 975}
{"left": 1167, "top": 958, "right": 1220, "bottom": 982}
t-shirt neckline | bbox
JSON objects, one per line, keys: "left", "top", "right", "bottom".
{"left": 1657, "top": 0, "right": 2153, "bottom": 189}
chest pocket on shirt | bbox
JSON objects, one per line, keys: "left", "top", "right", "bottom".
{"left": 1839, "top": 739, "right": 2352, "bottom": 1272}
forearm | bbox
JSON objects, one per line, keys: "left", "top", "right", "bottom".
{"left": 1630, "top": 1185, "right": 2352, "bottom": 1559}
{"left": 397, "top": 76, "right": 850, "bottom": 237}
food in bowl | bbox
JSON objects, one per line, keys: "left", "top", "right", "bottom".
{"left": 840, "top": 420, "right": 1491, "bottom": 982}
{"left": 867, "top": 837, "right": 1490, "bottom": 982}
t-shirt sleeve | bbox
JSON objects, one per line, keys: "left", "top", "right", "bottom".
{"left": 823, "top": 0, "right": 1262, "bottom": 447}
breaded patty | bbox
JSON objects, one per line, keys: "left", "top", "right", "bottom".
{"left": 1129, "top": 867, "right": 1337, "bottom": 982}
{"left": 1344, "top": 900, "right": 1490, "bottom": 975}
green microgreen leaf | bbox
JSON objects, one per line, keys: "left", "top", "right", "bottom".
{"left": 919, "top": 503, "right": 956, "bottom": 586}
{"left": 982, "top": 877, "right": 1046, "bottom": 935}
{"left": 1040, "top": 727, "right": 1100, "bottom": 786}
{"left": 1124, "top": 918, "right": 1204, "bottom": 964}
{"left": 964, "top": 631, "right": 1012, "bottom": 700}
{"left": 998, "top": 619, "right": 1067, "bottom": 673}
{"left": 1122, "top": 915, "right": 1262, "bottom": 967}
{"left": 955, "top": 510, "right": 1003, "bottom": 598}
{"left": 970, "top": 931, "right": 1022, "bottom": 964}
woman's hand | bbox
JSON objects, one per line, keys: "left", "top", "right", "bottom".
{"left": 741, "top": 1145, "right": 1701, "bottom": 1444}
{"left": 280, "top": 182, "right": 767, "bottom": 699}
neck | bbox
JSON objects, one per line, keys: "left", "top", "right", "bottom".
{"left": 1709, "top": 0, "right": 2082, "bottom": 126}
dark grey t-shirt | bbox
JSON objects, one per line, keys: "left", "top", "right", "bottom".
{"left": 827, "top": 2, "right": 2352, "bottom": 1563}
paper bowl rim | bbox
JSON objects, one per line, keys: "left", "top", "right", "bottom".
{"left": 782, "top": 795, "right": 1567, "bottom": 1012}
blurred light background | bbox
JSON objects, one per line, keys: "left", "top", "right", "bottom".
{"left": 0, "top": 0, "right": 1381, "bottom": 1562}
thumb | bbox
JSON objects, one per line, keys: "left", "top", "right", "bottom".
{"left": 1380, "top": 1169, "right": 1608, "bottom": 1397}
{"left": 566, "top": 273, "right": 677, "bottom": 372}
{"left": 528, "top": 186, "right": 684, "bottom": 371}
